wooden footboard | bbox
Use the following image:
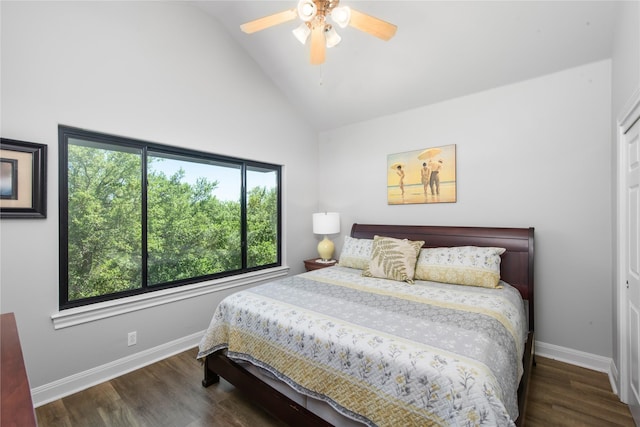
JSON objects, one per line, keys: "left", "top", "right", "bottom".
{"left": 203, "top": 351, "right": 332, "bottom": 426}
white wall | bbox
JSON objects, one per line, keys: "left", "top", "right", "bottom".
{"left": 0, "top": 0, "right": 318, "bottom": 396}
{"left": 319, "top": 60, "right": 613, "bottom": 359}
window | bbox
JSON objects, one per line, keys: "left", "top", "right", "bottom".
{"left": 59, "top": 126, "right": 281, "bottom": 309}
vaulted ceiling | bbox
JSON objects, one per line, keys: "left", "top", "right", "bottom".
{"left": 194, "top": 1, "right": 618, "bottom": 131}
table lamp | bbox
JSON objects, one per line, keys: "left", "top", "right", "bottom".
{"left": 312, "top": 212, "right": 340, "bottom": 262}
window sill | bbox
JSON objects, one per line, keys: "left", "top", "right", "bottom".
{"left": 51, "top": 266, "right": 290, "bottom": 330}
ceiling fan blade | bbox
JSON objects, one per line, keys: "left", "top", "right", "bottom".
{"left": 310, "top": 22, "right": 326, "bottom": 65}
{"left": 240, "top": 8, "right": 297, "bottom": 34}
{"left": 348, "top": 8, "right": 397, "bottom": 41}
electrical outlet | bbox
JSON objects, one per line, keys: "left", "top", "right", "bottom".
{"left": 127, "top": 331, "right": 137, "bottom": 347}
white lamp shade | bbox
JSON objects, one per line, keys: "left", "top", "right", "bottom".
{"left": 292, "top": 23, "right": 311, "bottom": 44}
{"left": 331, "top": 6, "right": 351, "bottom": 28}
{"left": 297, "top": 0, "right": 317, "bottom": 22}
{"left": 324, "top": 26, "right": 341, "bottom": 48}
{"left": 313, "top": 212, "right": 340, "bottom": 235}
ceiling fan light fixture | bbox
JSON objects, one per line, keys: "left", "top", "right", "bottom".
{"left": 324, "top": 25, "right": 341, "bottom": 48}
{"left": 292, "top": 23, "right": 311, "bottom": 44}
{"left": 297, "top": 0, "right": 317, "bottom": 22}
{"left": 331, "top": 6, "right": 351, "bottom": 28}
{"left": 240, "top": 1, "right": 396, "bottom": 65}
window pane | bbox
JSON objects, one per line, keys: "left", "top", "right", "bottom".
{"left": 147, "top": 153, "right": 242, "bottom": 285}
{"left": 61, "top": 126, "right": 282, "bottom": 309}
{"left": 67, "top": 139, "right": 142, "bottom": 301}
{"left": 246, "top": 166, "right": 278, "bottom": 267}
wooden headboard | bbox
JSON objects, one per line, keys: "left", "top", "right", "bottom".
{"left": 350, "top": 223, "right": 535, "bottom": 331}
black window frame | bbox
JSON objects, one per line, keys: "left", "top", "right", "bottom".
{"left": 59, "top": 125, "right": 281, "bottom": 310}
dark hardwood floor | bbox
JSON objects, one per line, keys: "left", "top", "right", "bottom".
{"left": 36, "top": 348, "right": 285, "bottom": 427}
{"left": 36, "top": 348, "right": 634, "bottom": 427}
{"left": 526, "top": 357, "right": 634, "bottom": 426}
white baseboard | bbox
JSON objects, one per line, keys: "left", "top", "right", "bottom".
{"left": 610, "top": 358, "right": 620, "bottom": 396}
{"left": 535, "top": 340, "right": 618, "bottom": 396}
{"left": 535, "top": 340, "right": 612, "bottom": 372}
{"left": 31, "top": 330, "right": 205, "bottom": 408}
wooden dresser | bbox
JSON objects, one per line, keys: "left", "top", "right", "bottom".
{"left": 1, "top": 312, "right": 37, "bottom": 427}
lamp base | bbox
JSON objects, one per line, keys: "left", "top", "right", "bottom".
{"left": 317, "top": 236, "right": 335, "bottom": 261}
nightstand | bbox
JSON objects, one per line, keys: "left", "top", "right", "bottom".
{"left": 304, "top": 258, "right": 337, "bottom": 271}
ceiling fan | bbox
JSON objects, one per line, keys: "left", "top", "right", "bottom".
{"left": 240, "top": 0, "right": 397, "bottom": 65}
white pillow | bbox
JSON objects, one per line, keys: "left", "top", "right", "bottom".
{"left": 414, "top": 246, "right": 506, "bottom": 288}
{"left": 338, "top": 236, "right": 373, "bottom": 270}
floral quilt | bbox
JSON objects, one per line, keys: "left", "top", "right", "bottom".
{"left": 197, "top": 266, "right": 527, "bottom": 426}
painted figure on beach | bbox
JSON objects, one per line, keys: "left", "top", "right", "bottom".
{"left": 428, "top": 159, "right": 443, "bottom": 195}
{"left": 420, "top": 162, "right": 430, "bottom": 195}
{"left": 396, "top": 164, "right": 405, "bottom": 195}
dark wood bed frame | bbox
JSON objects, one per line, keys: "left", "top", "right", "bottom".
{"left": 203, "top": 224, "right": 535, "bottom": 426}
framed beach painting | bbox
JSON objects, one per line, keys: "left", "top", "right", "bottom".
{"left": 387, "top": 144, "right": 456, "bottom": 205}
{"left": 0, "top": 138, "right": 47, "bottom": 218}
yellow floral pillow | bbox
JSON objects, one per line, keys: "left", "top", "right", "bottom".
{"left": 414, "top": 246, "right": 506, "bottom": 288}
{"left": 362, "top": 236, "right": 424, "bottom": 283}
{"left": 338, "top": 236, "right": 374, "bottom": 270}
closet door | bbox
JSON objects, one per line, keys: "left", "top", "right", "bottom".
{"left": 625, "top": 112, "right": 640, "bottom": 422}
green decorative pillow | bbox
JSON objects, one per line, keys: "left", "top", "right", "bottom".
{"left": 414, "top": 246, "right": 506, "bottom": 288}
{"left": 362, "top": 236, "right": 425, "bottom": 283}
{"left": 338, "top": 236, "right": 374, "bottom": 270}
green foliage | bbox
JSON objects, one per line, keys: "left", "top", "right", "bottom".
{"left": 67, "top": 145, "right": 142, "bottom": 300}
{"left": 66, "top": 145, "right": 278, "bottom": 302}
{"left": 247, "top": 186, "right": 278, "bottom": 267}
{"left": 146, "top": 168, "right": 241, "bottom": 284}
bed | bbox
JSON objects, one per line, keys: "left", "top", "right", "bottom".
{"left": 198, "top": 223, "right": 535, "bottom": 426}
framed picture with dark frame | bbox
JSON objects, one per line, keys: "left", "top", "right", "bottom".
{"left": 0, "top": 138, "right": 47, "bottom": 218}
